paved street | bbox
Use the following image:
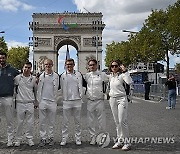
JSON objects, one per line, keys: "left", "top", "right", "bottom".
{"left": 0, "top": 96, "right": 179, "bottom": 154}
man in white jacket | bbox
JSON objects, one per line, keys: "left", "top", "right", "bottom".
{"left": 85, "top": 59, "right": 109, "bottom": 145}
{"left": 14, "top": 61, "right": 37, "bottom": 147}
{"left": 60, "top": 58, "right": 84, "bottom": 146}
{"left": 37, "top": 59, "right": 59, "bottom": 146}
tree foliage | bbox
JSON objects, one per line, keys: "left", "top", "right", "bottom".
{"left": 7, "top": 46, "right": 29, "bottom": 70}
{"left": 175, "top": 63, "right": 180, "bottom": 73}
{"left": 0, "top": 37, "right": 8, "bottom": 53}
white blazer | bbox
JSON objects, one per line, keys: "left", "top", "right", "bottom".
{"left": 60, "top": 71, "right": 84, "bottom": 101}
{"left": 37, "top": 72, "right": 59, "bottom": 103}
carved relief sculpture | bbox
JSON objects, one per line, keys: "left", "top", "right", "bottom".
{"left": 38, "top": 56, "right": 48, "bottom": 72}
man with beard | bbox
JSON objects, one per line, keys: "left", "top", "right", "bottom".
{"left": 0, "top": 50, "right": 19, "bottom": 146}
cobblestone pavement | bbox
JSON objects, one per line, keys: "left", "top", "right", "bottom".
{"left": 0, "top": 96, "right": 179, "bottom": 154}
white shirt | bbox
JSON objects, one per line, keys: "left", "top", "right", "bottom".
{"left": 14, "top": 74, "right": 36, "bottom": 102}
{"left": 41, "top": 73, "right": 55, "bottom": 101}
{"left": 66, "top": 73, "right": 81, "bottom": 100}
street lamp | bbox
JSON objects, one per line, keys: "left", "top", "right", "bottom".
{"left": 122, "top": 30, "right": 138, "bottom": 34}
{"left": 0, "top": 31, "right": 5, "bottom": 33}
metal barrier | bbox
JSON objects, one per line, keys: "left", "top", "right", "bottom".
{"left": 133, "top": 84, "right": 168, "bottom": 101}
{"left": 150, "top": 84, "right": 168, "bottom": 101}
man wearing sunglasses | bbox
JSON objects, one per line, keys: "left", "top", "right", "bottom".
{"left": 85, "top": 59, "right": 109, "bottom": 145}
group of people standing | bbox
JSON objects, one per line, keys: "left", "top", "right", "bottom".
{"left": 0, "top": 50, "right": 133, "bottom": 151}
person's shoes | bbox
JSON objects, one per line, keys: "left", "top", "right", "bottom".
{"left": 39, "top": 139, "right": 46, "bottom": 147}
{"left": 122, "top": 144, "right": 131, "bottom": 151}
{"left": 172, "top": 107, "right": 175, "bottom": 109}
{"left": 60, "top": 138, "right": 67, "bottom": 146}
{"left": 7, "top": 140, "right": 13, "bottom": 147}
{"left": 166, "top": 106, "right": 172, "bottom": 109}
{"left": 14, "top": 140, "right": 20, "bottom": 147}
{"left": 76, "top": 139, "right": 82, "bottom": 145}
{"left": 90, "top": 136, "right": 96, "bottom": 145}
{"left": 112, "top": 142, "right": 123, "bottom": 149}
{"left": 27, "top": 139, "right": 34, "bottom": 146}
{"left": 48, "top": 138, "right": 54, "bottom": 146}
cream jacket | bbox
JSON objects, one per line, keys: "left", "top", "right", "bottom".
{"left": 85, "top": 71, "right": 108, "bottom": 100}
{"left": 37, "top": 72, "right": 59, "bottom": 103}
{"left": 109, "top": 72, "right": 133, "bottom": 98}
{"left": 60, "top": 71, "right": 84, "bottom": 101}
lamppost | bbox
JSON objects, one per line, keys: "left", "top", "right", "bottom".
{"left": 0, "top": 31, "right": 5, "bottom": 34}
{"left": 29, "top": 22, "right": 39, "bottom": 74}
{"left": 122, "top": 30, "right": 138, "bottom": 34}
{"left": 154, "top": 62, "right": 158, "bottom": 84}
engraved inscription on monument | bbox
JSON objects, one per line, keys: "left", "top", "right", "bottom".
{"left": 38, "top": 38, "right": 51, "bottom": 46}
{"left": 83, "top": 38, "right": 93, "bottom": 47}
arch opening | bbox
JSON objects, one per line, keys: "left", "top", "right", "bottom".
{"left": 57, "top": 39, "right": 78, "bottom": 74}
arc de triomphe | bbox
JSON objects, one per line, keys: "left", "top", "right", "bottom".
{"left": 29, "top": 12, "right": 105, "bottom": 74}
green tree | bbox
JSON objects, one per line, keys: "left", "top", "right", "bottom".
{"left": 142, "top": 0, "right": 180, "bottom": 78}
{"left": 0, "top": 36, "right": 8, "bottom": 53}
{"left": 7, "top": 46, "right": 29, "bottom": 70}
{"left": 167, "top": 0, "right": 180, "bottom": 53}
{"left": 175, "top": 63, "right": 180, "bottom": 73}
{"left": 105, "top": 0, "right": 180, "bottom": 73}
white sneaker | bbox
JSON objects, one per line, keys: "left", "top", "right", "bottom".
{"left": 112, "top": 142, "right": 123, "bottom": 149}
{"left": 7, "top": 140, "right": 13, "bottom": 147}
{"left": 166, "top": 107, "right": 172, "bottom": 109}
{"left": 122, "top": 144, "right": 131, "bottom": 151}
{"left": 27, "top": 139, "right": 34, "bottom": 146}
{"left": 60, "top": 138, "right": 67, "bottom": 146}
{"left": 76, "top": 139, "right": 82, "bottom": 145}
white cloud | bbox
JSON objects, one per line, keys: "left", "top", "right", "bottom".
{"left": 0, "top": 0, "right": 35, "bottom": 12}
{"left": 7, "top": 40, "right": 28, "bottom": 49}
{"left": 74, "top": 0, "right": 178, "bottom": 69}
{"left": 74, "top": 0, "right": 177, "bottom": 44}
{"left": 174, "top": 56, "right": 180, "bottom": 64}
{"left": 169, "top": 54, "right": 180, "bottom": 67}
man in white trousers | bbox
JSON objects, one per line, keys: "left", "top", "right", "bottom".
{"left": 0, "top": 51, "right": 19, "bottom": 147}
{"left": 85, "top": 59, "right": 109, "bottom": 145}
{"left": 14, "top": 61, "right": 37, "bottom": 147}
{"left": 60, "top": 58, "right": 84, "bottom": 146}
{"left": 37, "top": 59, "right": 59, "bottom": 146}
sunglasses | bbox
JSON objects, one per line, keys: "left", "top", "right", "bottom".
{"left": 66, "top": 63, "right": 74, "bottom": 66}
{"left": 111, "top": 65, "right": 118, "bottom": 68}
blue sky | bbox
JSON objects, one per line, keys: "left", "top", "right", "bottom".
{"left": 0, "top": 0, "right": 179, "bottom": 73}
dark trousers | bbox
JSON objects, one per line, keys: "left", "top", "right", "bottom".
{"left": 145, "top": 91, "right": 150, "bottom": 100}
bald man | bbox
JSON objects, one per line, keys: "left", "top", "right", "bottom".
{"left": 36, "top": 59, "right": 59, "bottom": 146}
